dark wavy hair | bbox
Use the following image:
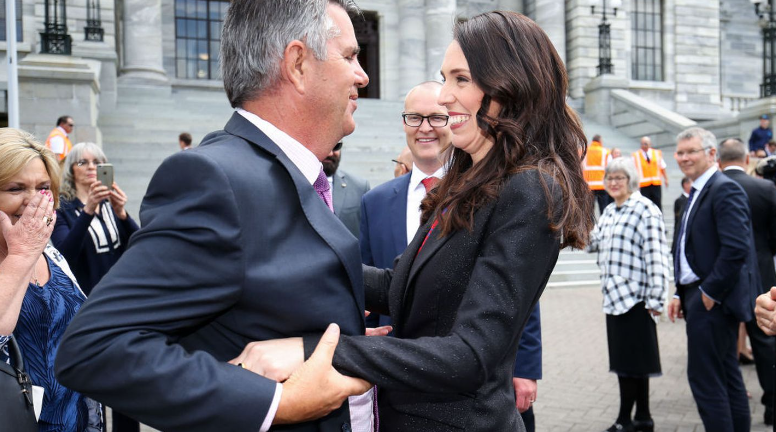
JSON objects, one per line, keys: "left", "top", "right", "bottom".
{"left": 420, "top": 11, "right": 592, "bottom": 249}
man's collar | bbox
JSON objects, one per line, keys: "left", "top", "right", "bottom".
{"left": 409, "top": 163, "right": 445, "bottom": 190}
{"left": 691, "top": 165, "right": 718, "bottom": 192}
{"left": 57, "top": 126, "right": 68, "bottom": 136}
{"left": 722, "top": 165, "right": 746, "bottom": 172}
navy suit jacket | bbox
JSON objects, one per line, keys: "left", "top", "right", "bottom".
{"left": 359, "top": 172, "right": 542, "bottom": 380}
{"left": 678, "top": 170, "right": 760, "bottom": 322}
{"left": 55, "top": 113, "right": 365, "bottom": 432}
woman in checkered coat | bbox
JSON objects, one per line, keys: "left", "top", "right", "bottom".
{"left": 587, "top": 157, "right": 671, "bottom": 432}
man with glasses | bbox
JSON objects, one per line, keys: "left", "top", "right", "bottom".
{"left": 667, "top": 127, "right": 760, "bottom": 432}
{"left": 324, "top": 141, "right": 371, "bottom": 238}
{"left": 45, "top": 115, "right": 74, "bottom": 164}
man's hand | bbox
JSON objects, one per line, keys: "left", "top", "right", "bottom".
{"left": 756, "top": 287, "right": 776, "bottom": 336}
{"left": 513, "top": 378, "right": 537, "bottom": 413}
{"left": 667, "top": 297, "right": 683, "bottom": 322}
{"left": 701, "top": 293, "right": 715, "bottom": 311}
{"left": 229, "top": 337, "right": 303, "bottom": 382}
{"left": 273, "top": 324, "right": 372, "bottom": 424}
{"left": 365, "top": 326, "right": 392, "bottom": 336}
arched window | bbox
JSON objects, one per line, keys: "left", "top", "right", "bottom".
{"left": 174, "top": 0, "right": 228, "bottom": 80}
{"left": 631, "top": 0, "right": 663, "bottom": 81}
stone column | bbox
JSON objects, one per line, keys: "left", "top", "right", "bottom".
{"left": 425, "top": 0, "right": 455, "bottom": 81}
{"left": 119, "top": 0, "right": 167, "bottom": 84}
{"left": 398, "top": 0, "right": 426, "bottom": 97}
{"left": 533, "top": 0, "right": 566, "bottom": 63}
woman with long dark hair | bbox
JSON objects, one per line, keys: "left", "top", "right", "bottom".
{"left": 232, "top": 11, "right": 592, "bottom": 431}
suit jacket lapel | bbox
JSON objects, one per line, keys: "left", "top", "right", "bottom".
{"left": 223, "top": 113, "right": 365, "bottom": 315}
{"left": 391, "top": 175, "right": 411, "bottom": 255}
{"left": 686, "top": 171, "right": 718, "bottom": 246}
{"left": 332, "top": 172, "right": 346, "bottom": 215}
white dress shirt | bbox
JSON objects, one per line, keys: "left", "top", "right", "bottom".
{"left": 406, "top": 164, "right": 446, "bottom": 244}
{"left": 237, "top": 109, "right": 374, "bottom": 432}
{"left": 678, "top": 165, "right": 718, "bottom": 287}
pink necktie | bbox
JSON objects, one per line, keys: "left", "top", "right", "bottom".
{"left": 314, "top": 168, "right": 334, "bottom": 212}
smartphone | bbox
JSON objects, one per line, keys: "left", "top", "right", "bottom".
{"left": 96, "top": 163, "right": 114, "bottom": 190}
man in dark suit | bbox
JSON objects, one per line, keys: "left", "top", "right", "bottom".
{"left": 325, "top": 142, "right": 370, "bottom": 238}
{"left": 54, "top": 1, "right": 373, "bottom": 431}
{"left": 360, "top": 81, "right": 449, "bottom": 327}
{"left": 671, "top": 176, "right": 691, "bottom": 256}
{"left": 668, "top": 127, "right": 760, "bottom": 432}
{"left": 719, "top": 137, "right": 776, "bottom": 425}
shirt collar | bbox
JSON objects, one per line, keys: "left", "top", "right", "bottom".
{"left": 722, "top": 165, "right": 746, "bottom": 172}
{"left": 236, "top": 108, "right": 321, "bottom": 185}
{"left": 58, "top": 126, "right": 69, "bottom": 136}
{"left": 691, "top": 165, "right": 718, "bottom": 193}
{"left": 409, "top": 163, "right": 446, "bottom": 190}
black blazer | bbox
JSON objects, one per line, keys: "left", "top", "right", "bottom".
{"left": 305, "top": 170, "right": 561, "bottom": 431}
{"left": 671, "top": 193, "right": 688, "bottom": 256}
{"left": 678, "top": 170, "right": 760, "bottom": 322}
{"left": 55, "top": 113, "right": 365, "bottom": 432}
{"left": 724, "top": 168, "right": 776, "bottom": 292}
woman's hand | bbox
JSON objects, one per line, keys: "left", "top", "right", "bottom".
{"left": 647, "top": 309, "right": 662, "bottom": 317}
{"left": 83, "top": 181, "right": 111, "bottom": 215}
{"left": 0, "top": 190, "right": 55, "bottom": 260}
{"left": 229, "top": 337, "right": 304, "bottom": 382}
{"left": 108, "top": 183, "right": 129, "bottom": 220}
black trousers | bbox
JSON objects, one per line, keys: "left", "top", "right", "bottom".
{"left": 593, "top": 189, "right": 613, "bottom": 216}
{"left": 640, "top": 185, "right": 662, "bottom": 212}
{"left": 520, "top": 406, "right": 535, "bottom": 432}
{"left": 681, "top": 285, "right": 750, "bottom": 432}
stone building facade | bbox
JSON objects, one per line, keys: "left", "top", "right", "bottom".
{"left": 0, "top": 0, "right": 769, "bottom": 209}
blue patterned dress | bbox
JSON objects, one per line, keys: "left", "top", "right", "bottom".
{"left": 0, "top": 245, "right": 102, "bottom": 431}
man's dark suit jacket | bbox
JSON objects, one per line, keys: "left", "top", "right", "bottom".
{"left": 332, "top": 169, "right": 370, "bottom": 239}
{"left": 671, "top": 193, "right": 688, "bottom": 255}
{"left": 308, "top": 170, "right": 560, "bottom": 431}
{"left": 678, "top": 170, "right": 760, "bottom": 322}
{"left": 724, "top": 168, "right": 776, "bottom": 292}
{"left": 54, "top": 113, "right": 365, "bottom": 432}
{"left": 359, "top": 172, "right": 543, "bottom": 380}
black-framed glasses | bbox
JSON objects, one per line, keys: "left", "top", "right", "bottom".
{"left": 402, "top": 113, "right": 449, "bottom": 128}
{"left": 333, "top": 141, "right": 343, "bottom": 151}
{"left": 391, "top": 159, "right": 408, "bottom": 169}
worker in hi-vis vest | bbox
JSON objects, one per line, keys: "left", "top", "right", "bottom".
{"left": 583, "top": 134, "right": 613, "bottom": 216}
{"left": 45, "top": 115, "right": 74, "bottom": 164}
{"left": 632, "top": 136, "right": 668, "bottom": 211}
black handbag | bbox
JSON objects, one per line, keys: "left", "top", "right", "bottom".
{"left": 0, "top": 335, "right": 38, "bottom": 432}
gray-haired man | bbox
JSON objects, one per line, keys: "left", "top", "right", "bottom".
{"left": 55, "top": 1, "right": 372, "bottom": 431}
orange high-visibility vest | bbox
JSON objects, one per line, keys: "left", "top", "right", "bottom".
{"left": 45, "top": 127, "right": 72, "bottom": 162}
{"left": 584, "top": 141, "right": 609, "bottom": 190}
{"left": 633, "top": 149, "right": 663, "bottom": 187}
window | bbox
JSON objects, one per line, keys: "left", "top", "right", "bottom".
{"left": 175, "top": 0, "right": 228, "bottom": 80}
{"left": 0, "top": 0, "right": 23, "bottom": 42}
{"left": 631, "top": 0, "right": 663, "bottom": 81}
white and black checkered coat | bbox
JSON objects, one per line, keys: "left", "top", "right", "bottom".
{"left": 587, "top": 192, "right": 670, "bottom": 315}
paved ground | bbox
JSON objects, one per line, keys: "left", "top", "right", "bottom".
{"left": 124, "top": 282, "right": 772, "bottom": 432}
{"left": 535, "top": 285, "right": 771, "bottom": 432}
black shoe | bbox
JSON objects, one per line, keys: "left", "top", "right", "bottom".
{"left": 605, "top": 422, "right": 634, "bottom": 432}
{"left": 765, "top": 407, "right": 774, "bottom": 426}
{"left": 632, "top": 418, "right": 654, "bottom": 432}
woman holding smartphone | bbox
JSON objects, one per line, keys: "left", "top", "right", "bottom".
{"left": 51, "top": 142, "right": 140, "bottom": 432}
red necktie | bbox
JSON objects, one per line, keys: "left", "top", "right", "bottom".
{"left": 421, "top": 177, "right": 439, "bottom": 193}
